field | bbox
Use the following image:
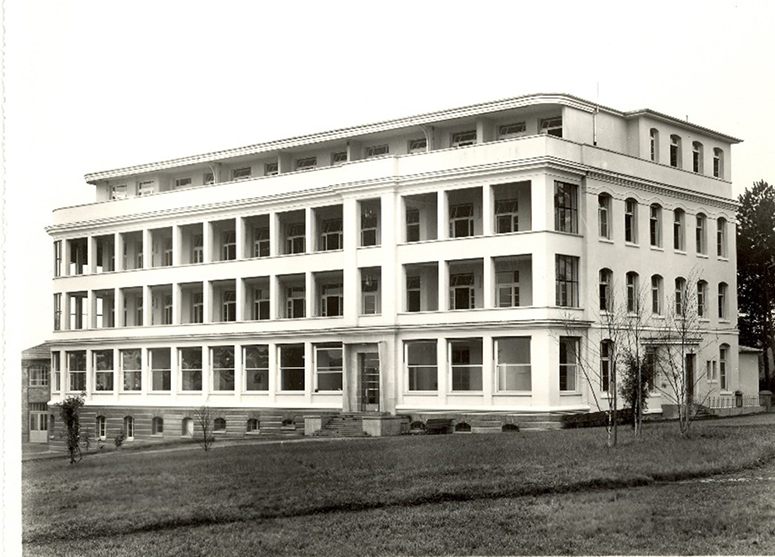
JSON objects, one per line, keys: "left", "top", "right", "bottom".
{"left": 23, "top": 419, "right": 775, "bottom": 556}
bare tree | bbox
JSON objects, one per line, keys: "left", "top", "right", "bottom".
{"left": 194, "top": 405, "right": 216, "bottom": 451}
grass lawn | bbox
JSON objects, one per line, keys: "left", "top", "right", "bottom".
{"left": 23, "top": 421, "right": 775, "bottom": 556}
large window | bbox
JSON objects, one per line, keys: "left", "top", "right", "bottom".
{"left": 280, "top": 344, "right": 305, "bottom": 391}
{"left": 496, "top": 270, "right": 520, "bottom": 308}
{"left": 52, "top": 352, "right": 61, "bottom": 392}
{"left": 600, "top": 340, "right": 613, "bottom": 392}
{"left": 625, "top": 198, "right": 638, "bottom": 243}
{"left": 717, "top": 218, "right": 728, "bottom": 257}
{"left": 53, "top": 293, "right": 62, "bottom": 331}
{"left": 675, "top": 278, "right": 687, "bottom": 316}
{"left": 315, "top": 345, "right": 343, "bottom": 391}
{"left": 626, "top": 272, "right": 639, "bottom": 313}
{"left": 149, "top": 348, "right": 171, "bottom": 391}
{"left": 598, "top": 194, "right": 611, "bottom": 239}
{"left": 650, "top": 204, "right": 662, "bottom": 247}
{"left": 406, "top": 341, "right": 437, "bottom": 391}
{"left": 244, "top": 345, "right": 269, "bottom": 391}
{"left": 718, "top": 282, "right": 728, "bottom": 319}
{"left": 495, "top": 337, "right": 531, "bottom": 391}
{"left": 67, "top": 351, "right": 86, "bottom": 392}
{"left": 696, "top": 213, "right": 707, "bottom": 255}
{"left": 120, "top": 349, "right": 142, "bottom": 391}
{"left": 719, "top": 345, "right": 729, "bottom": 390}
{"left": 697, "top": 280, "right": 708, "bottom": 318}
{"left": 559, "top": 337, "right": 579, "bottom": 392}
{"left": 212, "top": 346, "right": 235, "bottom": 391}
{"left": 450, "top": 339, "right": 483, "bottom": 391}
{"left": 449, "top": 204, "right": 474, "bottom": 238}
{"left": 599, "top": 268, "right": 613, "bottom": 312}
{"left": 555, "top": 255, "right": 579, "bottom": 307}
{"left": 180, "top": 347, "right": 202, "bottom": 391}
{"left": 286, "top": 285, "right": 305, "bottom": 318}
{"left": 673, "top": 209, "right": 685, "bottom": 251}
{"left": 93, "top": 350, "right": 114, "bottom": 391}
{"left": 495, "top": 198, "right": 519, "bottom": 234}
{"left": 449, "top": 273, "right": 475, "bottom": 310}
{"left": 554, "top": 182, "right": 578, "bottom": 234}
{"left": 651, "top": 275, "right": 663, "bottom": 315}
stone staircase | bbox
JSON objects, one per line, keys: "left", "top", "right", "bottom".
{"left": 312, "top": 413, "right": 371, "bottom": 437}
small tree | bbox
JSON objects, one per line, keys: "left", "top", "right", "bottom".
{"left": 619, "top": 353, "right": 651, "bottom": 429}
{"left": 194, "top": 405, "right": 215, "bottom": 452}
{"left": 56, "top": 394, "right": 85, "bottom": 464}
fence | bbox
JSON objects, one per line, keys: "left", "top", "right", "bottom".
{"left": 705, "top": 395, "right": 760, "bottom": 409}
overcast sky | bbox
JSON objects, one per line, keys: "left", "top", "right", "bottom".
{"left": 4, "top": 0, "right": 775, "bottom": 363}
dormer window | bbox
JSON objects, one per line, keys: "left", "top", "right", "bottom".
{"left": 265, "top": 162, "right": 278, "bottom": 176}
{"left": 332, "top": 151, "right": 347, "bottom": 165}
{"left": 137, "top": 181, "right": 155, "bottom": 196}
{"left": 499, "top": 122, "right": 526, "bottom": 138}
{"left": 408, "top": 138, "right": 427, "bottom": 154}
{"left": 110, "top": 185, "right": 127, "bottom": 200}
{"left": 174, "top": 177, "right": 192, "bottom": 189}
{"left": 365, "top": 144, "right": 389, "bottom": 158}
{"left": 540, "top": 117, "right": 563, "bottom": 138}
{"left": 451, "top": 130, "right": 477, "bottom": 148}
{"left": 295, "top": 157, "right": 317, "bottom": 171}
{"left": 233, "top": 167, "right": 252, "bottom": 180}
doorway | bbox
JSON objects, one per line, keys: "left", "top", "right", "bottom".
{"left": 359, "top": 353, "right": 380, "bottom": 412}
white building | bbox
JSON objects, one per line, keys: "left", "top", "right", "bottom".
{"left": 47, "top": 93, "right": 742, "bottom": 440}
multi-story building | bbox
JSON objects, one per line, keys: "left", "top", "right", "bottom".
{"left": 22, "top": 343, "right": 52, "bottom": 443}
{"left": 47, "top": 93, "right": 742, "bottom": 440}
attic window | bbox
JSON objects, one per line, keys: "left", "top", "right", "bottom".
{"left": 451, "top": 130, "right": 477, "bottom": 148}
{"left": 233, "top": 167, "right": 252, "bottom": 180}
{"left": 295, "top": 157, "right": 317, "bottom": 171}
{"left": 265, "top": 162, "right": 278, "bottom": 176}
{"left": 540, "top": 117, "right": 562, "bottom": 138}
{"left": 499, "top": 122, "right": 526, "bottom": 138}
{"left": 408, "top": 138, "right": 427, "bottom": 154}
{"left": 365, "top": 144, "right": 389, "bottom": 158}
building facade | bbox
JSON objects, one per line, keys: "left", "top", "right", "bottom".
{"left": 47, "top": 93, "right": 742, "bottom": 441}
{"left": 22, "top": 343, "right": 51, "bottom": 443}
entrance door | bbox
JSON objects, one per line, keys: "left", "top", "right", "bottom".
{"left": 359, "top": 353, "right": 380, "bottom": 412}
{"left": 29, "top": 412, "right": 49, "bottom": 443}
{"left": 686, "top": 353, "right": 696, "bottom": 403}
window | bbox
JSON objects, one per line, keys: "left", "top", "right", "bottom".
{"left": 692, "top": 141, "right": 704, "bottom": 173}
{"left": 149, "top": 348, "right": 171, "bottom": 391}
{"left": 96, "top": 416, "right": 106, "bottom": 440}
{"left": 29, "top": 365, "right": 49, "bottom": 386}
{"left": 706, "top": 359, "right": 717, "bottom": 382}
{"left": 673, "top": 209, "right": 685, "bottom": 251}
{"left": 151, "top": 417, "right": 163, "bottom": 436}
{"left": 174, "top": 177, "right": 192, "bottom": 189}
{"left": 625, "top": 198, "right": 638, "bottom": 243}
{"left": 559, "top": 337, "right": 579, "bottom": 391}
{"left": 69, "top": 293, "right": 87, "bottom": 330}
{"left": 232, "top": 167, "right": 252, "bottom": 180}
{"left": 320, "top": 219, "right": 343, "bottom": 251}
{"left": 203, "top": 172, "right": 214, "bottom": 185}
{"left": 52, "top": 352, "right": 61, "bottom": 392}
{"left": 264, "top": 162, "right": 278, "bottom": 176}
{"left": 670, "top": 135, "right": 681, "bottom": 168}
{"left": 650, "top": 204, "right": 662, "bottom": 247}
{"left": 540, "top": 117, "right": 563, "bottom": 137}
{"left": 713, "top": 148, "right": 724, "bottom": 178}
{"left": 717, "top": 218, "right": 727, "bottom": 257}
{"left": 222, "top": 231, "right": 237, "bottom": 261}
{"left": 138, "top": 180, "right": 155, "bottom": 196}
{"left": 406, "top": 275, "right": 421, "bottom": 312}
{"left": 110, "top": 184, "right": 128, "bottom": 200}
{"left": 360, "top": 204, "right": 379, "bottom": 247}
{"left": 598, "top": 194, "right": 611, "bottom": 239}
{"left": 163, "top": 295, "right": 173, "bottom": 325}
{"left": 365, "top": 144, "right": 389, "bottom": 158}
{"left": 222, "top": 290, "right": 236, "bottom": 322}
{"left": 286, "top": 223, "right": 305, "bottom": 254}
{"left": 54, "top": 241, "right": 62, "bottom": 277}
{"left": 163, "top": 238, "right": 173, "bottom": 267}
{"left": 495, "top": 198, "right": 519, "bottom": 234}
{"left": 449, "top": 273, "right": 475, "bottom": 310}
{"left": 295, "top": 157, "right": 317, "bottom": 171}
{"left": 451, "top": 130, "right": 476, "bottom": 147}
{"left": 450, "top": 339, "right": 483, "bottom": 391}
{"left": 449, "top": 204, "right": 474, "bottom": 238}
{"left": 252, "top": 288, "right": 270, "bottom": 320}
{"left": 406, "top": 208, "right": 420, "bottom": 242}
{"left": 599, "top": 268, "right": 613, "bottom": 312}
{"left": 192, "top": 292, "right": 204, "bottom": 323}
{"left": 554, "top": 182, "right": 578, "bottom": 233}
{"left": 67, "top": 351, "right": 86, "bottom": 392}
{"left": 320, "top": 283, "right": 343, "bottom": 317}
{"left": 361, "top": 270, "right": 380, "bottom": 315}
{"left": 120, "top": 349, "right": 142, "bottom": 391}
{"left": 332, "top": 151, "right": 347, "bottom": 165}
{"left": 406, "top": 341, "right": 437, "bottom": 391}
{"left": 499, "top": 122, "right": 526, "bottom": 138}
{"left": 696, "top": 213, "right": 707, "bottom": 254}
{"left": 315, "top": 345, "right": 343, "bottom": 391}
{"left": 280, "top": 344, "right": 305, "bottom": 391}
{"left": 675, "top": 278, "right": 687, "bottom": 316}
{"left": 213, "top": 418, "right": 226, "bottom": 433}
{"left": 718, "top": 282, "right": 728, "bottom": 319}
{"left": 251, "top": 227, "right": 270, "bottom": 258}
{"left": 247, "top": 418, "right": 260, "bottom": 433}
{"left": 645, "top": 347, "right": 657, "bottom": 390}
{"left": 555, "top": 255, "right": 579, "bottom": 307}
{"left": 244, "top": 345, "right": 269, "bottom": 391}
{"left": 408, "top": 138, "right": 427, "bottom": 153}
{"left": 124, "top": 416, "right": 134, "bottom": 440}
{"left": 600, "top": 340, "right": 612, "bottom": 392}
{"left": 286, "top": 285, "right": 305, "bottom": 318}
{"left": 495, "top": 337, "right": 531, "bottom": 391}
{"left": 651, "top": 275, "right": 663, "bottom": 315}
{"left": 180, "top": 347, "right": 202, "bottom": 391}
{"left": 626, "top": 272, "right": 639, "bottom": 313}
{"left": 192, "top": 234, "right": 204, "bottom": 263}
{"left": 719, "top": 345, "right": 729, "bottom": 390}
{"left": 53, "top": 293, "right": 62, "bottom": 331}
{"left": 212, "top": 346, "right": 235, "bottom": 391}
{"left": 649, "top": 128, "right": 659, "bottom": 162}
{"left": 697, "top": 280, "right": 708, "bottom": 318}
{"left": 496, "top": 270, "right": 520, "bottom": 308}
{"left": 93, "top": 350, "right": 114, "bottom": 391}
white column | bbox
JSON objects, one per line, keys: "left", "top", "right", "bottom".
{"left": 88, "top": 236, "right": 96, "bottom": 274}
{"left": 306, "top": 271, "right": 315, "bottom": 318}
{"left": 114, "top": 287, "right": 123, "bottom": 328}
{"left": 270, "top": 275, "right": 279, "bottom": 319}
{"left": 235, "top": 278, "right": 245, "bottom": 322}
{"left": 236, "top": 217, "right": 246, "bottom": 260}
{"left": 269, "top": 212, "right": 278, "bottom": 257}
{"left": 436, "top": 337, "right": 447, "bottom": 406}
{"left": 172, "top": 225, "right": 182, "bottom": 266}
{"left": 483, "top": 256, "right": 494, "bottom": 309}
{"left": 482, "top": 334, "right": 493, "bottom": 406}
{"left": 381, "top": 190, "right": 398, "bottom": 319}
{"left": 64, "top": 239, "right": 72, "bottom": 276}
{"left": 85, "top": 348, "right": 93, "bottom": 402}
{"left": 438, "top": 260, "right": 448, "bottom": 312}
{"left": 203, "top": 221, "right": 213, "bottom": 263}
{"left": 113, "top": 348, "right": 120, "bottom": 401}
{"left": 482, "top": 184, "right": 493, "bottom": 236}
{"left": 233, "top": 343, "right": 243, "bottom": 402}
{"left": 141, "top": 347, "right": 149, "bottom": 395}
{"left": 342, "top": 198, "right": 358, "bottom": 325}
{"left": 437, "top": 190, "right": 448, "bottom": 241}
{"left": 114, "top": 232, "right": 123, "bottom": 272}
{"left": 304, "top": 340, "right": 314, "bottom": 403}
{"left": 172, "top": 283, "right": 181, "bottom": 325}
{"left": 268, "top": 342, "right": 277, "bottom": 403}
{"left": 142, "top": 285, "right": 152, "bottom": 327}
{"left": 305, "top": 207, "right": 314, "bottom": 253}
{"left": 87, "top": 290, "right": 96, "bottom": 329}
{"left": 143, "top": 229, "right": 152, "bottom": 269}
{"left": 200, "top": 345, "right": 209, "bottom": 399}
{"left": 203, "top": 280, "right": 212, "bottom": 323}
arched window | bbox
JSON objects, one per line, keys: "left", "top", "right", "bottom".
{"left": 649, "top": 128, "right": 659, "bottom": 162}
{"left": 214, "top": 418, "right": 226, "bottom": 433}
{"left": 673, "top": 209, "right": 685, "bottom": 251}
{"left": 696, "top": 213, "right": 707, "bottom": 255}
{"left": 692, "top": 141, "right": 704, "bottom": 173}
{"left": 670, "top": 135, "right": 682, "bottom": 168}
{"left": 651, "top": 275, "right": 663, "bottom": 315}
{"left": 675, "top": 277, "right": 687, "bottom": 315}
{"left": 501, "top": 423, "right": 519, "bottom": 433}
{"left": 96, "top": 416, "right": 106, "bottom": 440}
{"left": 247, "top": 418, "right": 260, "bottom": 433}
{"left": 123, "top": 416, "right": 134, "bottom": 440}
{"left": 181, "top": 417, "right": 193, "bottom": 437}
{"left": 599, "top": 268, "right": 613, "bottom": 312}
{"left": 713, "top": 148, "right": 724, "bottom": 178}
{"left": 697, "top": 280, "right": 708, "bottom": 318}
{"left": 625, "top": 198, "right": 638, "bottom": 243}
{"left": 600, "top": 340, "right": 613, "bottom": 392}
{"left": 650, "top": 204, "right": 662, "bottom": 247}
{"left": 454, "top": 422, "right": 471, "bottom": 433}
{"left": 152, "top": 417, "right": 164, "bottom": 436}
{"left": 718, "top": 282, "right": 728, "bottom": 320}
{"left": 626, "top": 272, "right": 639, "bottom": 313}
{"left": 598, "top": 194, "right": 612, "bottom": 239}
{"left": 717, "top": 218, "right": 728, "bottom": 257}
{"left": 719, "top": 344, "right": 729, "bottom": 390}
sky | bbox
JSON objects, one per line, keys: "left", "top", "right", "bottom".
{"left": 2, "top": 0, "right": 775, "bottom": 547}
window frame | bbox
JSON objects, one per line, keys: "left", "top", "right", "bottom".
{"left": 498, "top": 121, "right": 527, "bottom": 138}
{"left": 696, "top": 213, "right": 707, "bottom": 255}
{"left": 717, "top": 218, "right": 727, "bottom": 258}
{"left": 624, "top": 198, "right": 638, "bottom": 244}
{"left": 650, "top": 204, "right": 662, "bottom": 247}
{"left": 495, "top": 198, "right": 519, "bottom": 234}
{"left": 120, "top": 348, "right": 142, "bottom": 392}
{"left": 406, "top": 340, "right": 438, "bottom": 392}
{"left": 495, "top": 269, "right": 520, "bottom": 308}
{"left": 365, "top": 144, "right": 389, "bottom": 158}
{"left": 244, "top": 345, "right": 269, "bottom": 391}
{"left": 673, "top": 209, "right": 685, "bottom": 251}
{"left": 559, "top": 337, "right": 579, "bottom": 392}
{"left": 315, "top": 344, "right": 343, "bottom": 392}
{"left": 539, "top": 117, "right": 563, "bottom": 137}
{"left": 211, "top": 346, "right": 235, "bottom": 392}
{"left": 495, "top": 337, "right": 531, "bottom": 392}
{"left": 232, "top": 167, "right": 252, "bottom": 180}
{"left": 554, "top": 182, "right": 578, "bottom": 234}
{"left": 449, "top": 338, "right": 483, "bottom": 392}
{"left": 651, "top": 275, "right": 663, "bottom": 316}
{"left": 598, "top": 194, "right": 611, "bottom": 239}
{"left": 179, "top": 347, "right": 203, "bottom": 392}
{"left": 93, "top": 349, "right": 115, "bottom": 392}
{"left": 67, "top": 350, "right": 86, "bottom": 392}
{"left": 555, "top": 255, "right": 579, "bottom": 308}
{"left": 450, "top": 130, "right": 477, "bottom": 148}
